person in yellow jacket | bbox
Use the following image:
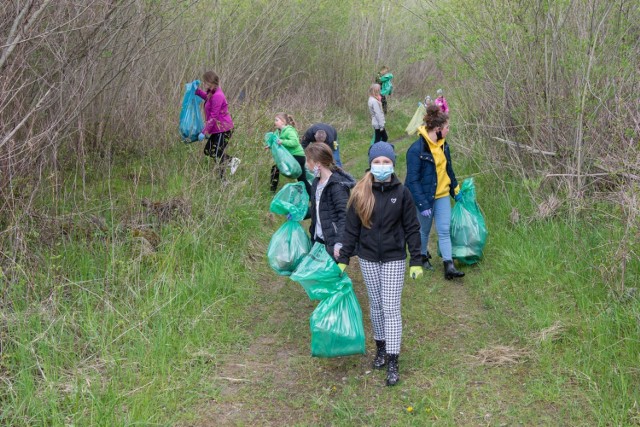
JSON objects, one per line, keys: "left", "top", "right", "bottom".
{"left": 404, "top": 105, "right": 465, "bottom": 279}
{"left": 269, "top": 113, "right": 311, "bottom": 196}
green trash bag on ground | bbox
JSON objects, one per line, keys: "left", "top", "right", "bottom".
{"left": 290, "top": 242, "right": 342, "bottom": 300}
{"left": 450, "top": 178, "right": 488, "bottom": 265}
{"left": 405, "top": 103, "right": 426, "bottom": 135}
{"left": 270, "top": 182, "right": 309, "bottom": 222}
{"left": 265, "top": 132, "right": 302, "bottom": 178}
{"left": 309, "top": 277, "right": 366, "bottom": 358}
{"left": 267, "top": 220, "right": 311, "bottom": 276}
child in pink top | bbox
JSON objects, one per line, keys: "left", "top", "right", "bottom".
{"left": 195, "top": 71, "right": 240, "bottom": 177}
{"left": 435, "top": 89, "right": 449, "bottom": 114}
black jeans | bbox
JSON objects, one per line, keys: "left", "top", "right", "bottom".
{"left": 204, "top": 130, "right": 233, "bottom": 177}
{"left": 374, "top": 128, "right": 388, "bottom": 143}
{"left": 270, "top": 155, "right": 311, "bottom": 197}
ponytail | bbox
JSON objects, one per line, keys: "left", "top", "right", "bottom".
{"left": 275, "top": 112, "right": 296, "bottom": 129}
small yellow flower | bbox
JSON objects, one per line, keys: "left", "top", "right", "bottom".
{"left": 425, "top": 407, "right": 432, "bottom": 413}
{"left": 406, "top": 406, "right": 413, "bottom": 413}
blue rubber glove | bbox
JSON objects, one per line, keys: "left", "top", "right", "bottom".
{"left": 420, "top": 209, "right": 432, "bottom": 217}
{"left": 198, "top": 133, "right": 205, "bottom": 141}
{"left": 337, "top": 263, "right": 347, "bottom": 272}
{"left": 410, "top": 266, "right": 423, "bottom": 280}
{"left": 193, "top": 79, "right": 201, "bottom": 87}
{"left": 454, "top": 193, "right": 462, "bottom": 202}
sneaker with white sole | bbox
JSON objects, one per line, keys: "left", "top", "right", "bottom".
{"left": 229, "top": 157, "right": 241, "bottom": 175}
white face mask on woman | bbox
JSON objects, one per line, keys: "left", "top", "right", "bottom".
{"left": 370, "top": 164, "right": 394, "bottom": 181}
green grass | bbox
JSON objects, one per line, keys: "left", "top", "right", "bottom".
{"left": 1, "top": 97, "right": 639, "bottom": 425}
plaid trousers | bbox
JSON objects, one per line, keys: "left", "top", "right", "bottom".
{"left": 358, "top": 258, "right": 406, "bottom": 354}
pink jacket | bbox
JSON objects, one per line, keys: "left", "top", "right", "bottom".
{"left": 435, "top": 96, "right": 449, "bottom": 114}
{"left": 195, "top": 87, "right": 234, "bottom": 134}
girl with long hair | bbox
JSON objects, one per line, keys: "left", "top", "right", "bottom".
{"left": 337, "top": 142, "right": 422, "bottom": 387}
{"left": 304, "top": 143, "right": 355, "bottom": 259}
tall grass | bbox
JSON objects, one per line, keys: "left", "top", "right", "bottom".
{"left": 1, "top": 99, "right": 638, "bottom": 425}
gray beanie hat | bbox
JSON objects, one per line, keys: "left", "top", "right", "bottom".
{"left": 368, "top": 141, "right": 396, "bottom": 165}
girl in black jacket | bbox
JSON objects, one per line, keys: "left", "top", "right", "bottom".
{"left": 336, "top": 142, "right": 422, "bottom": 387}
{"left": 305, "top": 143, "right": 355, "bottom": 260}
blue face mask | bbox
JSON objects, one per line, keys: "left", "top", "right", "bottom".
{"left": 370, "top": 164, "right": 394, "bottom": 181}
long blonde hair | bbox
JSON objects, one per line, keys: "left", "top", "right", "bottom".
{"left": 348, "top": 172, "right": 375, "bottom": 228}
{"left": 368, "top": 83, "right": 381, "bottom": 100}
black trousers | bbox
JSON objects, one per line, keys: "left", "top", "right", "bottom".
{"left": 381, "top": 95, "right": 388, "bottom": 114}
{"left": 374, "top": 128, "right": 388, "bottom": 143}
{"left": 204, "top": 130, "right": 233, "bottom": 176}
{"left": 270, "top": 155, "right": 311, "bottom": 197}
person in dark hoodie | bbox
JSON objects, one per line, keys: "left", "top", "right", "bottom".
{"left": 300, "top": 123, "right": 342, "bottom": 167}
{"left": 304, "top": 142, "right": 355, "bottom": 260}
{"left": 336, "top": 142, "right": 423, "bottom": 387}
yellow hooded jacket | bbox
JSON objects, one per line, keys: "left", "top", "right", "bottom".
{"left": 416, "top": 126, "right": 460, "bottom": 199}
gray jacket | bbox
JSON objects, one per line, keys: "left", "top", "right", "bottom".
{"left": 368, "top": 96, "right": 385, "bottom": 129}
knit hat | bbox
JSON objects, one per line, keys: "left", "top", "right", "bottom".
{"left": 436, "top": 88, "right": 443, "bottom": 96}
{"left": 368, "top": 141, "right": 396, "bottom": 165}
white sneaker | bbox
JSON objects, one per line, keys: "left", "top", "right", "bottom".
{"left": 229, "top": 157, "right": 241, "bottom": 175}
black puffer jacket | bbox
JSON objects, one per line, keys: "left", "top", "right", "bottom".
{"left": 337, "top": 175, "right": 422, "bottom": 266}
{"left": 308, "top": 169, "right": 356, "bottom": 257}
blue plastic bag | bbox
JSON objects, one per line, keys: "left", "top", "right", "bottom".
{"left": 179, "top": 81, "right": 204, "bottom": 143}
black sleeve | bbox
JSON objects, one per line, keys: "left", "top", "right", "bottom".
{"left": 336, "top": 204, "right": 361, "bottom": 265}
{"left": 401, "top": 187, "right": 422, "bottom": 267}
{"left": 329, "top": 184, "right": 350, "bottom": 244}
{"left": 301, "top": 127, "right": 316, "bottom": 148}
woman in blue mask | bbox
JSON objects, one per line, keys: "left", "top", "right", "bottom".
{"left": 405, "top": 104, "right": 465, "bottom": 280}
{"left": 336, "top": 141, "right": 422, "bottom": 387}
{"left": 304, "top": 143, "right": 356, "bottom": 260}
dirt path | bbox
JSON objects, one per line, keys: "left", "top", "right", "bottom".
{"left": 182, "top": 134, "right": 585, "bottom": 426}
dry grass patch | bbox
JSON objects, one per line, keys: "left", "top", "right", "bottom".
{"left": 471, "top": 345, "right": 531, "bottom": 366}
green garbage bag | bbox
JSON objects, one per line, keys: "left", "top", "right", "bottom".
{"left": 309, "top": 277, "right": 366, "bottom": 357}
{"left": 265, "top": 132, "right": 302, "bottom": 178}
{"left": 290, "top": 242, "right": 342, "bottom": 300}
{"left": 267, "top": 220, "right": 311, "bottom": 276}
{"left": 405, "top": 103, "right": 426, "bottom": 135}
{"left": 270, "top": 182, "right": 309, "bottom": 222}
{"left": 450, "top": 178, "right": 488, "bottom": 265}
{"left": 305, "top": 167, "right": 315, "bottom": 183}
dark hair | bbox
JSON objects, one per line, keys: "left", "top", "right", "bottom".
{"left": 275, "top": 112, "right": 296, "bottom": 128}
{"left": 423, "top": 104, "right": 448, "bottom": 130}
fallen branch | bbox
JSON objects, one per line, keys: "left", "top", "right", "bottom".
{"left": 215, "top": 377, "right": 252, "bottom": 383}
{"left": 492, "top": 137, "right": 556, "bottom": 156}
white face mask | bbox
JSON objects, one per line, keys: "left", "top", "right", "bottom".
{"left": 370, "top": 164, "right": 394, "bottom": 181}
{"left": 312, "top": 164, "right": 321, "bottom": 177}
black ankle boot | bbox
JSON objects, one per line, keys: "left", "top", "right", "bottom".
{"left": 444, "top": 260, "right": 465, "bottom": 280}
{"left": 386, "top": 354, "right": 399, "bottom": 386}
{"left": 373, "top": 340, "right": 387, "bottom": 369}
{"left": 422, "top": 252, "right": 434, "bottom": 271}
